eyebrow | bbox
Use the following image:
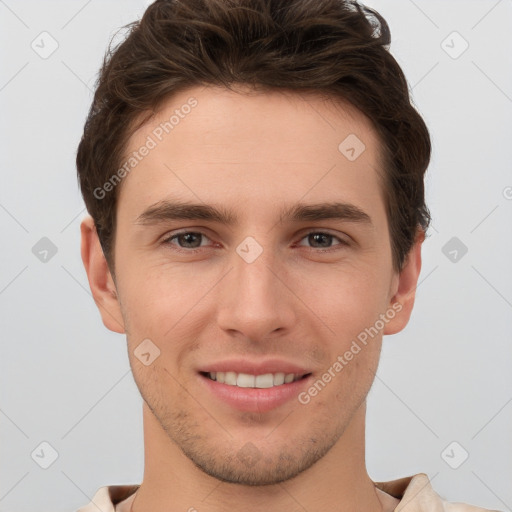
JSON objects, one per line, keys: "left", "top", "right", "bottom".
{"left": 135, "top": 199, "right": 373, "bottom": 227}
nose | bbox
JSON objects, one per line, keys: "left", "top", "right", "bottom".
{"left": 216, "top": 241, "right": 298, "bottom": 343}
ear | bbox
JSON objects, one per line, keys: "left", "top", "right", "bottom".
{"left": 80, "top": 215, "right": 125, "bottom": 334}
{"left": 383, "top": 229, "right": 424, "bottom": 336}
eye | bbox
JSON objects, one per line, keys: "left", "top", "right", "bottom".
{"left": 296, "top": 231, "right": 349, "bottom": 251}
{"left": 161, "top": 230, "right": 349, "bottom": 253}
{"left": 162, "top": 231, "right": 213, "bottom": 251}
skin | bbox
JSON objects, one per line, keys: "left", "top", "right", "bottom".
{"left": 81, "top": 84, "right": 423, "bottom": 512}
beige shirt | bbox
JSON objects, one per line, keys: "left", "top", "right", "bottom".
{"left": 76, "top": 473, "right": 500, "bottom": 512}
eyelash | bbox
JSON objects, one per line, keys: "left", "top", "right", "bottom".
{"left": 161, "top": 230, "right": 350, "bottom": 254}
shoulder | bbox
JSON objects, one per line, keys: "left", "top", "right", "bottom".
{"left": 442, "top": 501, "right": 502, "bottom": 512}
{"left": 375, "top": 473, "right": 501, "bottom": 512}
{"left": 75, "top": 484, "right": 139, "bottom": 512}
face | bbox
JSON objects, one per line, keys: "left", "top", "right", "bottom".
{"left": 86, "top": 84, "right": 420, "bottom": 486}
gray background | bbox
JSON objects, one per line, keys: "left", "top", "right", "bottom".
{"left": 1, "top": 0, "right": 511, "bottom": 511}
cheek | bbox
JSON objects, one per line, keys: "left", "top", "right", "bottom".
{"left": 299, "top": 348, "right": 381, "bottom": 422}
{"left": 117, "top": 243, "right": 392, "bottom": 344}
{"left": 118, "top": 262, "right": 199, "bottom": 325}
{"left": 117, "top": 264, "right": 212, "bottom": 367}
{"left": 298, "top": 264, "right": 390, "bottom": 339}
{"left": 335, "top": 354, "right": 380, "bottom": 408}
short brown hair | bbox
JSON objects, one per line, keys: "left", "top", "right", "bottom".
{"left": 76, "top": 0, "right": 431, "bottom": 275}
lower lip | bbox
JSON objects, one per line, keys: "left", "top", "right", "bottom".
{"left": 198, "top": 373, "right": 313, "bottom": 413}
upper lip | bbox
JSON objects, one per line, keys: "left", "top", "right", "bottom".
{"left": 199, "top": 358, "right": 312, "bottom": 376}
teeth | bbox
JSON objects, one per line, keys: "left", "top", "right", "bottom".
{"left": 208, "top": 371, "right": 302, "bottom": 388}
{"left": 273, "top": 372, "right": 285, "bottom": 386}
{"left": 237, "top": 373, "right": 255, "bottom": 388}
{"left": 254, "top": 374, "right": 273, "bottom": 388}
{"left": 284, "top": 373, "right": 294, "bottom": 383}
{"left": 225, "top": 371, "right": 237, "bottom": 386}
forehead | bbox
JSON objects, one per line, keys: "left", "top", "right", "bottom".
{"left": 117, "top": 84, "right": 385, "bottom": 223}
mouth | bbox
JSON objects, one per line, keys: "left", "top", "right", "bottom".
{"left": 198, "top": 370, "right": 313, "bottom": 412}
{"left": 200, "top": 371, "right": 311, "bottom": 389}
{"left": 197, "top": 358, "right": 314, "bottom": 412}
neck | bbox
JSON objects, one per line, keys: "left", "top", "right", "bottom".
{"left": 127, "top": 401, "right": 390, "bottom": 512}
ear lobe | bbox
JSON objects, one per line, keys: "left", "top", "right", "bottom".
{"left": 383, "top": 229, "right": 425, "bottom": 336}
{"left": 80, "top": 215, "right": 125, "bottom": 334}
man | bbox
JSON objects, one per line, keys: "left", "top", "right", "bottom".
{"left": 75, "top": 0, "right": 497, "bottom": 510}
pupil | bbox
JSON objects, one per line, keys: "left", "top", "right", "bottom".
{"left": 177, "top": 233, "right": 332, "bottom": 249}
{"left": 180, "top": 233, "right": 201, "bottom": 248}
{"left": 310, "top": 233, "right": 331, "bottom": 248}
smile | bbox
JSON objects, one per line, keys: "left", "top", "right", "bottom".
{"left": 203, "top": 371, "right": 308, "bottom": 388}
